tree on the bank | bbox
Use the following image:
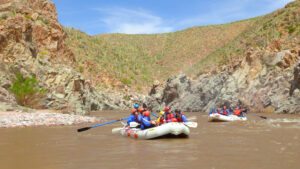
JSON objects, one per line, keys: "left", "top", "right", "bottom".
{"left": 9, "top": 72, "right": 46, "bottom": 108}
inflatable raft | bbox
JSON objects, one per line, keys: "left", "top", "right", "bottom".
{"left": 113, "top": 122, "right": 190, "bottom": 140}
{"left": 208, "top": 113, "right": 247, "bottom": 122}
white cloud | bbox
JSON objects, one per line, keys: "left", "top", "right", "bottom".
{"left": 95, "top": 7, "right": 173, "bottom": 34}
{"left": 178, "top": 0, "right": 295, "bottom": 28}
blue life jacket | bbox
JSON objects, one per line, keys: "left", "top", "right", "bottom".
{"left": 141, "top": 116, "right": 152, "bottom": 130}
{"left": 127, "top": 114, "right": 136, "bottom": 125}
{"left": 137, "top": 114, "right": 143, "bottom": 123}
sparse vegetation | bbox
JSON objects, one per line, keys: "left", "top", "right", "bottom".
{"left": 23, "top": 14, "right": 31, "bottom": 20}
{"left": 64, "top": 0, "right": 300, "bottom": 92}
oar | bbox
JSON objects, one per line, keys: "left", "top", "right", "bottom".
{"left": 150, "top": 112, "right": 159, "bottom": 118}
{"left": 184, "top": 122, "right": 198, "bottom": 128}
{"left": 77, "top": 117, "right": 129, "bottom": 132}
{"left": 246, "top": 113, "right": 267, "bottom": 119}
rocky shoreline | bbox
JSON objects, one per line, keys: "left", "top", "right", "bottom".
{"left": 0, "top": 110, "right": 103, "bottom": 128}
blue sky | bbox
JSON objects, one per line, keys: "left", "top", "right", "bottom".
{"left": 50, "top": 0, "right": 294, "bottom": 35}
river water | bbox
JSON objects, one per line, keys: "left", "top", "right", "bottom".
{"left": 0, "top": 111, "right": 299, "bottom": 169}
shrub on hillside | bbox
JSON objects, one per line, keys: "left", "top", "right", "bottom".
{"left": 9, "top": 72, "right": 46, "bottom": 108}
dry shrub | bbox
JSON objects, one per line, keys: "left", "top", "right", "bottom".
{"left": 262, "top": 106, "right": 275, "bottom": 114}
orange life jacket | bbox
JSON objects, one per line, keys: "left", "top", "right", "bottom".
{"left": 234, "top": 109, "right": 242, "bottom": 116}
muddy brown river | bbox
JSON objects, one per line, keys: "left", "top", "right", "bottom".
{"left": 0, "top": 111, "right": 299, "bottom": 169}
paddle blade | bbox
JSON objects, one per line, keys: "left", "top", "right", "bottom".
{"left": 260, "top": 116, "right": 267, "bottom": 119}
{"left": 112, "top": 127, "right": 123, "bottom": 134}
{"left": 184, "top": 122, "right": 198, "bottom": 128}
{"left": 129, "top": 122, "right": 139, "bottom": 128}
{"left": 187, "top": 116, "right": 197, "bottom": 122}
{"left": 77, "top": 127, "right": 92, "bottom": 132}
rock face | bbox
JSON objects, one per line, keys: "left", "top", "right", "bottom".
{"left": 147, "top": 47, "right": 300, "bottom": 114}
{"left": 0, "top": 0, "right": 142, "bottom": 114}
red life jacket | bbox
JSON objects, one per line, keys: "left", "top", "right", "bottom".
{"left": 164, "top": 112, "right": 174, "bottom": 121}
{"left": 222, "top": 110, "right": 228, "bottom": 115}
{"left": 234, "top": 109, "right": 242, "bottom": 116}
{"left": 176, "top": 113, "right": 185, "bottom": 122}
{"left": 131, "top": 108, "right": 138, "bottom": 114}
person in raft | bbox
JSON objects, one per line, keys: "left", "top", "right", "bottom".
{"left": 127, "top": 104, "right": 139, "bottom": 125}
{"left": 164, "top": 107, "right": 175, "bottom": 123}
{"left": 141, "top": 110, "right": 156, "bottom": 130}
{"left": 216, "top": 108, "right": 222, "bottom": 114}
{"left": 221, "top": 106, "right": 231, "bottom": 116}
{"left": 137, "top": 107, "right": 146, "bottom": 124}
{"left": 209, "top": 107, "right": 218, "bottom": 114}
{"left": 233, "top": 107, "right": 247, "bottom": 117}
{"left": 156, "top": 110, "right": 165, "bottom": 125}
{"left": 174, "top": 109, "right": 188, "bottom": 122}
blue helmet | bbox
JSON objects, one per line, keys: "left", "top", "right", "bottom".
{"left": 134, "top": 104, "right": 139, "bottom": 109}
{"left": 236, "top": 107, "right": 240, "bottom": 109}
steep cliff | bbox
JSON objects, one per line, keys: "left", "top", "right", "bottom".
{"left": 146, "top": 1, "right": 300, "bottom": 114}
{"left": 0, "top": 0, "right": 142, "bottom": 114}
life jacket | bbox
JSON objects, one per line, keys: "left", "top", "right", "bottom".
{"left": 135, "top": 114, "right": 143, "bottom": 123}
{"left": 222, "top": 109, "right": 228, "bottom": 115}
{"left": 131, "top": 108, "right": 138, "bottom": 114}
{"left": 234, "top": 109, "right": 242, "bottom": 116}
{"left": 176, "top": 113, "right": 185, "bottom": 122}
{"left": 165, "top": 112, "right": 174, "bottom": 121}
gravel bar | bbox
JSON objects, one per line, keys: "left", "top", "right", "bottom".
{"left": 0, "top": 112, "right": 103, "bottom": 128}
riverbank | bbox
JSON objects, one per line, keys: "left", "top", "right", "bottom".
{"left": 0, "top": 110, "right": 103, "bottom": 128}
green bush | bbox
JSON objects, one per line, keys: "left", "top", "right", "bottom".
{"left": 23, "top": 14, "right": 31, "bottom": 20}
{"left": 287, "top": 25, "right": 296, "bottom": 34}
{"left": 79, "top": 66, "right": 84, "bottom": 73}
{"left": 9, "top": 72, "right": 46, "bottom": 107}
{"left": 120, "top": 77, "right": 131, "bottom": 85}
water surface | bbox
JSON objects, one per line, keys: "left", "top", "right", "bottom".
{"left": 0, "top": 111, "right": 299, "bottom": 169}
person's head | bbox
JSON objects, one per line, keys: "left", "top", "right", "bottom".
{"left": 223, "top": 106, "right": 226, "bottom": 109}
{"left": 175, "top": 109, "right": 181, "bottom": 115}
{"left": 164, "top": 107, "right": 170, "bottom": 112}
{"left": 143, "top": 111, "right": 150, "bottom": 117}
{"left": 131, "top": 109, "right": 136, "bottom": 114}
{"left": 134, "top": 104, "right": 139, "bottom": 109}
{"left": 212, "top": 107, "right": 215, "bottom": 110}
{"left": 236, "top": 107, "right": 240, "bottom": 110}
{"left": 217, "top": 108, "right": 221, "bottom": 111}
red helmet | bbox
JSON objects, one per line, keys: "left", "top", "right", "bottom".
{"left": 172, "top": 118, "right": 178, "bottom": 122}
{"left": 143, "top": 111, "right": 150, "bottom": 117}
{"left": 131, "top": 109, "right": 136, "bottom": 114}
{"left": 164, "top": 107, "right": 170, "bottom": 111}
{"left": 138, "top": 108, "right": 145, "bottom": 112}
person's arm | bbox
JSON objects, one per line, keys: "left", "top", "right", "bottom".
{"left": 182, "top": 115, "right": 188, "bottom": 122}
{"left": 127, "top": 115, "right": 135, "bottom": 125}
{"left": 142, "top": 117, "right": 152, "bottom": 127}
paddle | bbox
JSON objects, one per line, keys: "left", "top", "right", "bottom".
{"left": 77, "top": 117, "right": 129, "bottom": 132}
{"left": 150, "top": 112, "right": 159, "bottom": 118}
{"left": 184, "top": 122, "right": 198, "bottom": 128}
{"left": 246, "top": 112, "right": 267, "bottom": 119}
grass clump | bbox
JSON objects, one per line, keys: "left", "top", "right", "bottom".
{"left": 9, "top": 72, "right": 46, "bottom": 107}
{"left": 23, "top": 14, "right": 31, "bottom": 20}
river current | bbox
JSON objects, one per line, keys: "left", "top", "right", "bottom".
{"left": 0, "top": 111, "right": 299, "bottom": 169}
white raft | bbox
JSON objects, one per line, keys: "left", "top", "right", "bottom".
{"left": 113, "top": 122, "right": 190, "bottom": 140}
{"left": 208, "top": 113, "right": 247, "bottom": 122}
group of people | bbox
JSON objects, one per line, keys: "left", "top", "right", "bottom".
{"left": 209, "top": 106, "right": 247, "bottom": 117}
{"left": 127, "top": 104, "right": 188, "bottom": 130}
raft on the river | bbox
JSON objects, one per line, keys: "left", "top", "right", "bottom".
{"left": 112, "top": 122, "right": 190, "bottom": 140}
{"left": 208, "top": 113, "right": 247, "bottom": 122}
